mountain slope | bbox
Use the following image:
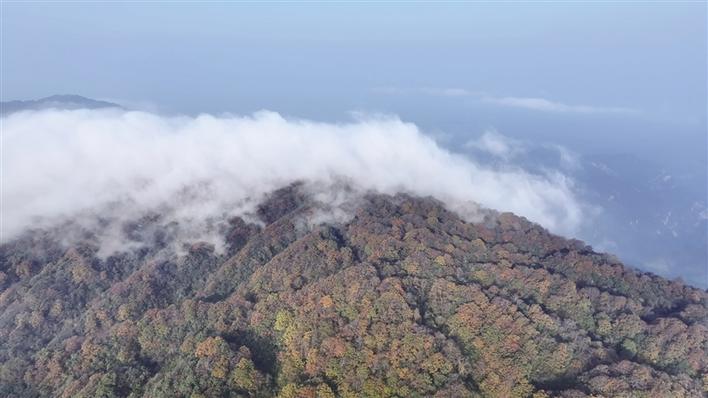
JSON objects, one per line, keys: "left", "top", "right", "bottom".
{"left": 0, "top": 186, "right": 706, "bottom": 397}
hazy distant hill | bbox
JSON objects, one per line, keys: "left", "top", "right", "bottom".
{"left": 0, "top": 95, "right": 121, "bottom": 115}
{"left": 1, "top": 184, "right": 705, "bottom": 397}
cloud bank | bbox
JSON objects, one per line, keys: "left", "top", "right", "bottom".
{"left": 2, "top": 109, "right": 585, "bottom": 252}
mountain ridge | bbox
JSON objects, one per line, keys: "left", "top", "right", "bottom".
{"left": 0, "top": 185, "right": 706, "bottom": 397}
{"left": 1, "top": 95, "right": 121, "bottom": 115}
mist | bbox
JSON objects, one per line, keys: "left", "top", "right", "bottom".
{"left": 1, "top": 108, "right": 586, "bottom": 253}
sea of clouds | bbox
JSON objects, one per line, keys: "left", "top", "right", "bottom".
{"left": 2, "top": 108, "right": 586, "bottom": 254}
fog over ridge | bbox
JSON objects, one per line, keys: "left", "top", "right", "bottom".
{"left": 2, "top": 108, "right": 586, "bottom": 252}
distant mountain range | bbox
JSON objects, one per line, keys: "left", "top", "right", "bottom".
{"left": 1, "top": 94, "right": 121, "bottom": 115}
{"left": 1, "top": 185, "right": 705, "bottom": 397}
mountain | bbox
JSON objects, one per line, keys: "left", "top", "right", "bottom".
{"left": 1, "top": 95, "right": 121, "bottom": 115}
{"left": 1, "top": 185, "right": 706, "bottom": 397}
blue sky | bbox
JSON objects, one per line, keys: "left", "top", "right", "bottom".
{"left": 2, "top": 3, "right": 706, "bottom": 119}
{"left": 2, "top": 2, "right": 707, "bottom": 286}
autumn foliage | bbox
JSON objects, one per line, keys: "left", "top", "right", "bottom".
{"left": 1, "top": 186, "right": 706, "bottom": 397}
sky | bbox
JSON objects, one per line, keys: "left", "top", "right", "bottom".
{"left": 2, "top": 3, "right": 705, "bottom": 118}
{"left": 1, "top": 2, "right": 707, "bottom": 286}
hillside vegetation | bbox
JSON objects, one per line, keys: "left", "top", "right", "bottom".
{"left": 1, "top": 185, "right": 706, "bottom": 397}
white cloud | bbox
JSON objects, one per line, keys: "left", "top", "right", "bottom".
{"left": 546, "top": 143, "right": 582, "bottom": 170}
{"left": 484, "top": 96, "right": 638, "bottom": 114}
{"left": 420, "top": 88, "right": 473, "bottom": 97}
{"left": 698, "top": 208, "right": 708, "bottom": 221}
{"left": 1, "top": 109, "right": 586, "bottom": 252}
{"left": 371, "top": 86, "right": 476, "bottom": 97}
{"left": 465, "top": 130, "right": 525, "bottom": 160}
{"left": 372, "top": 88, "right": 637, "bottom": 116}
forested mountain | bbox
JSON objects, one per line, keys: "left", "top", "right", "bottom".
{"left": 1, "top": 185, "right": 706, "bottom": 397}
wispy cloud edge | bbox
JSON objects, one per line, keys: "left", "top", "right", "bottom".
{"left": 483, "top": 96, "right": 639, "bottom": 115}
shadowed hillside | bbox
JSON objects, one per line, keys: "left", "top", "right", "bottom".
{"left": 0, "top": 95, "right": 121, "bottom": 115}
{"left": 1, "top": 185, "right": 706, "bottom": 397}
